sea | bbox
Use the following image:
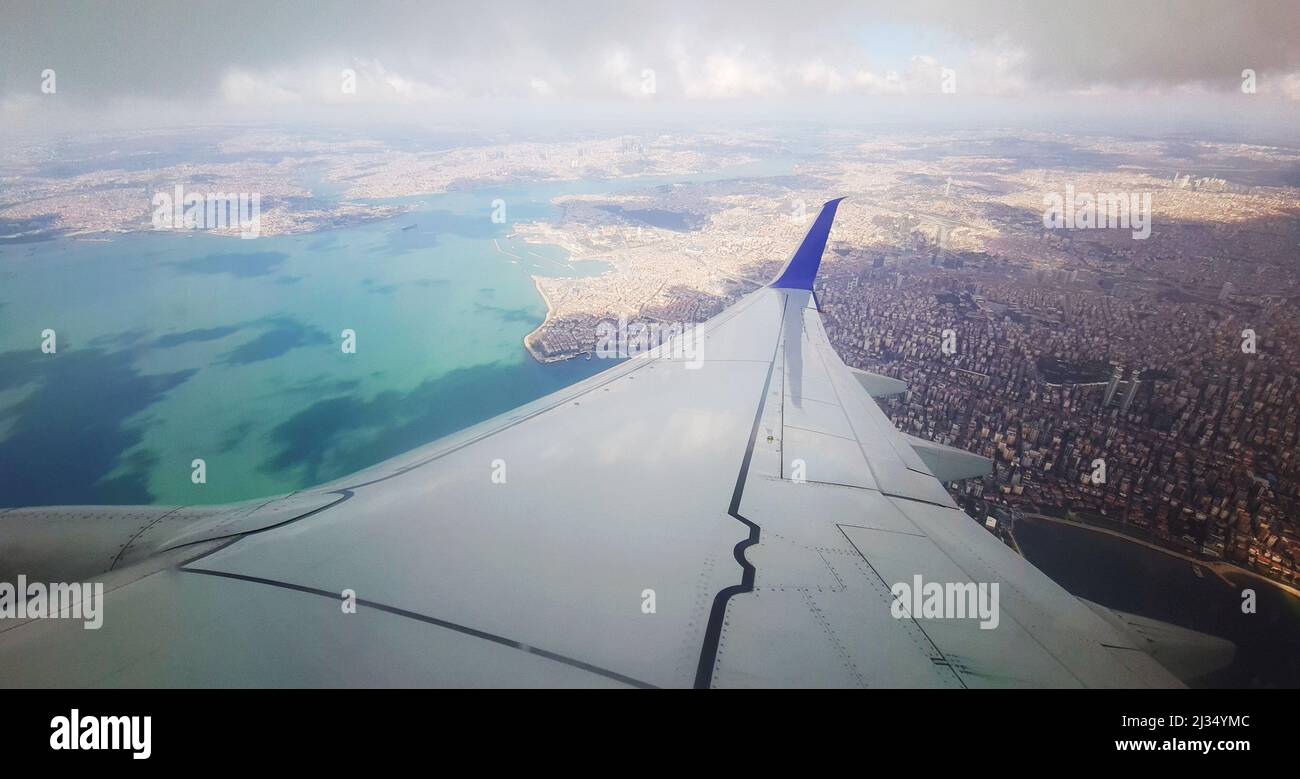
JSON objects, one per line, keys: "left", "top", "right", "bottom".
{"left": 0, "top": 161, "right": 797, "bottom": 508}
{"left": 1016, "top": 516, "right": 1300, "bottom": 688}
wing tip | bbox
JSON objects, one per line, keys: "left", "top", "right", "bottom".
{"left": 769, "top": 196, "right": 847, "bottom": 291}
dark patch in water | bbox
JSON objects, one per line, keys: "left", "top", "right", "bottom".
{"left": 0, "top": 347, "right": 195, "bottom": 506}
{"left": 153, "top": 324, "right": 243, "bottom": 348}
{"left": 307, "top": 234, "right": 340, "bottom": 251}
{"left": 473, "top": 302, "right": 537, "bottom": 323}
{"left": 88, "top": 328, "right": 152, "bottom": 350}
{"left": 172, "top": 251, "right": 289, "bottom": 278}
{"left": 278, "top": 375, "right": 363, "bottom": 397}
{"left": 218, "top": 421, "right": 255, "bottom": 453}
{"left": 221, "top": 317, "right": 330, "bottom": 366}
{"left": 260, "top": 359, "right": 607, "bottom": 486}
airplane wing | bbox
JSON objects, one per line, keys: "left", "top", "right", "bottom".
{"left": 0, "top": 199, "right": 1231, "bottom": 688}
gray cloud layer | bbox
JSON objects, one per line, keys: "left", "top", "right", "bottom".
{"left": 3, "top": 0, "right": 1298, "bottom": 127}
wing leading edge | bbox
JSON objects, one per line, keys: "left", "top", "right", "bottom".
{"left": 0, "top": 199, "right": 1227, "bottom": 688}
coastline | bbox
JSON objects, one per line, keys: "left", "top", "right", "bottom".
{"left": 492, "top": 230, "right": 564, "bottom": 364}
{"left": 522, "top": 274, "right": 566, "bottom": 364}
{"left": 1017, "top": 512, "right": 1300, "bottom": 600}
{"left": 495, "top": 226, "right": 581, "bottom": 365}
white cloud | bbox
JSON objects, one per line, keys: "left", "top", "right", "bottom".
{"left": 799, "top": 61, "right": 847, "bottom": 94}
{"left": 219, "top": 60, "right": 448, "bottom": 107}
{"left": 220, "top": 70, "right": 304, "bottom": 106}
{"left": 528, "top": 76, "right": 554, "bottom": 97}
{"left": 1270, "top": 71, "right": 1300, "bottom": 101}
{"left": 602, "top": 47, "right": 653, "bottom": 99}
{"left": 669, "top": 43, "right": 782, "bottom": 100}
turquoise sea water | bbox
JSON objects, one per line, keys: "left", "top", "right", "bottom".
{"left": 0, "top": 155, "right": 805, "bottom": 507}
{"left": 0, "top": 184, "right": 622, "bottom": 507}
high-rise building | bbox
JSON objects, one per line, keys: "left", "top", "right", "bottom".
{"left": 1121, "top": 368, "right": 1141, "bottom": 413}
{"left": 1104, "top": 364, "right": 1124, "bottom": 406}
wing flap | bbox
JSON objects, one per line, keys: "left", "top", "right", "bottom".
{"left": 0, "top": 493, "right": 344, "bottom": 583}
{"left": 904, "top": 434, "right": 993, "bottom": 482}
{"left": 850, "top": 368, "right": 908, "bottom": 397}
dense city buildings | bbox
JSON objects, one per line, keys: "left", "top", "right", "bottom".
{"left": 814, "top": 244, "right": 1300, "bottom": 589}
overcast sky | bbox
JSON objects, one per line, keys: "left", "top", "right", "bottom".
{"left": 3, "top": 0, "right": 1298, "bottom": 135}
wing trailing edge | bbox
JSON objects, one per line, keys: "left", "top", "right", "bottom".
{"left": 904, "top": 434, "right": 993, "bottom": 482}
{"left": 850, "top": 367, "right": 908, "bottom": 397}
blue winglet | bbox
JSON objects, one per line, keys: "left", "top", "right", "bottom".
{"left": 770, "top": 197, "right": 845, "bottom": 290}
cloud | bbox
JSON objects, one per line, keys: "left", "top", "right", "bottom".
{"left": 1275, "top": 72, "right": 1300, "bottom": 101}
{"left": 799, "top": 61, "right": 847, "bottom": 94}
{"left": 220, "top": 59, "right": 449, "bottom": 106}
{"left": 602, "top": 47, "right": 654, "bottom": 99}
{"left": 1, "top": 0, "right": 1298, "bottom": 129}
{"left": 672, "top": 45, "right": 783, "bottom": 100}
{"left": 220, "top": 71, "right": 304, "bottom": 106}
{"left": 917, "top": 0, "right": 1300, "bottom": 91}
